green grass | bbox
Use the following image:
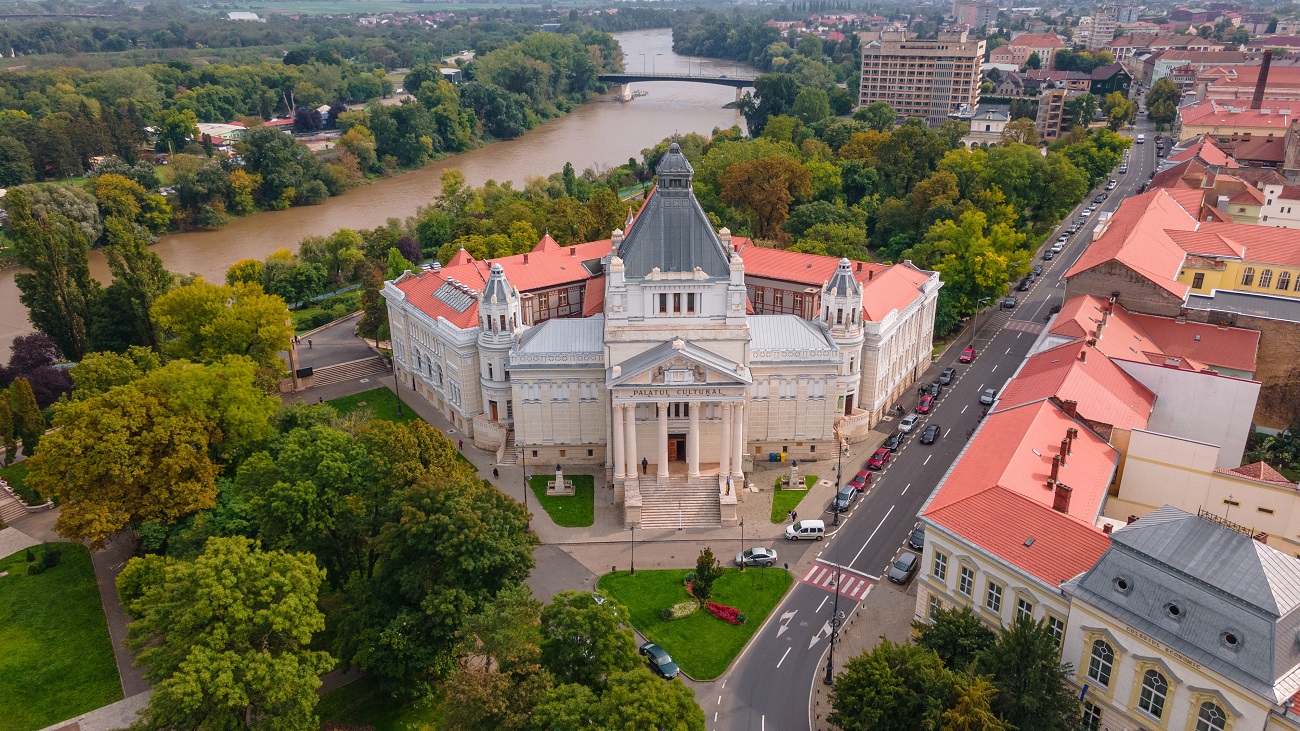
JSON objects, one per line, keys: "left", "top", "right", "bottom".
{"left": 0, "top": 463, "right": 41, "bottom": 506}
{"left": 598, "top": 568, "right": 793, "bottom": 680}
{"left": 770, "top": 474, "right": 817, "bottom": 523}
{"left": 326, "top": 387, "right": 419, "bottom": 424}
{"left": 528, "top": 473, "right": 595, "bottom": 527}
{"left": 0, "top": 543, "right": 122, "bottom": 731}
{"left": 317, "top": 676, "right": 443, "bottom": 731}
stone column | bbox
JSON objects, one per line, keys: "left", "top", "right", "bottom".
{"left": 718, "top": 402, "right": 732, "bottom": 488}
{"left": 657, "top": 401, "right": 670, "bottom": 482}
{"left": 731, "top": 402, "right": 746, "bottom": 480}
{"left": 687, "top": 402, "right": 700, "bottom": 479}
{"left": 612, "top": 402, "right": 625, "bottom": 480}
{"left": 625, "top": 403, "right": 639, "bottom": 482}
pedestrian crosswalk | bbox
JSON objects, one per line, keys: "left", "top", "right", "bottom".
{"left": 800, "top": 562, "right": 873, "bottom": 601}
{"left": 1004, "top": 319, "right": 1045, "bottom": 334}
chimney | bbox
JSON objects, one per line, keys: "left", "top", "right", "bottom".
{"left": 1103, "top": 523, "right": 1113, "bottom": 534}
{"left": 1059, "top": 437, "right": 1069, "bottom": 466}
{"left": 1252, "top": 50, "right": 1273, "bottom": 111}
{"left": 1127, "top": 514, "right": 1138, "bottom": 524}
{"left": 868, "top": 269, "right": 874, "bottom": 281}
{"left": 1051, "top": 454, "right": 1061, "bottom": 483}
{"left": 1094, "top": 321, "right": 1103, "bottom": 339}
{"left": 570, "top": 246, "right": 577, "bottom": 257}
{"left": 856, "top": 261, "right": 863, "bottom": 273}
{"left": 1067, "top": 427, "right": 1078, "bottom": 455}
{"left": 1061, "top": 399, "right": 1078, "bottom": 417}
{"left": 1052, "top": 482, "right": 1073, "bottom": 513}
{"left": 1255, "top": 532, "right": 1269, "bottom": 544}
{"left": 523, "top": 253, "right": 529, "bottom": 265}
{"left": 1079, "top": 349, "right": 1087, "bottom": 364}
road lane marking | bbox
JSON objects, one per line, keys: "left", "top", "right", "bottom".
{"left": 777, "top": 646, "right": 792, "bottom": 668}
{"left": 924, "top": 455, "right": 931, "bottom": 465}
{"left": 944, "top": 429, "right": 951, "bottom": 437}
{"left": 961, "top": 405, "right": 968, "bottom": 413}
{"left": 815, "top": 560, "right": 876, "bottom": 580}
{"left": 778, "top": 610, "right": 798, "bottom": 637}
{"left": 902, "top": 482, "right": 911, "bottom": 495}
{"left": 978, "top": 383, "right": 984, "bottom": 391}
{"left": 817, "top": 596, "right": 828, "bottom": 612}
{"left": 809, "top": 620, "right": 833, "bottom": 649}
{"left": 1005, "top": 347, "right": 1011, "bottom": 354}
{"left": 850, "top": 506, "right": 896, "bottom": 566}
{"left": 992, "top": 365, "right": 998, "bottom": 372}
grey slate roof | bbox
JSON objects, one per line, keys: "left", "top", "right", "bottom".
{"left": 617, "top": 143, "right": 731, "bottom": 278}
{"left": 749, "top": 315, "right": 838, "bottom": 355}
{"left": 609, "top": 339, "right": 752, "bottom": 386}
{"left": 514, "top": 315, "right": 604, "bottom": 355}
{"left": 481, "top": 262, "right": 514, "bottom": 304}
{"left": 433, "top": 280, "right": 477, "bottom": 312}
{"left": 1185, "top": 289, "right": 1300, "bottom": 324}
{"left": 825, "top": 258, "right": 861, "bottom": 297}
{"left": 1065, "top": 506, "right": 1300, "bottom": 703}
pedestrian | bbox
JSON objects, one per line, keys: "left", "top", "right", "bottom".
{"left": 787, "top": 510, "right": 793, "bottom": 522}
{"left": 792, "top": 510, "right": 798, "bottom": 523}
{"left": 642, "top": 457, "right": 648, "bottom": 475}
{"left": 493, "top": 467, "right": 499, "bottom": 478}
{"left": 308, "top": 339, "right": 313, "bottom": 349}
{"left": 458, "top": 439, "right": 463, "bottom": 450}
{"left": 318, "top": 396, "right": 323, "bottom": 404}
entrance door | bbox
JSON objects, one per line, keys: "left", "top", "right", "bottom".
{"left": 844, "top": 394, "right": 854, "bottom": 416}
{"left": 670, "top": 435, "right": 686, "bottom": 461}
{"left": 489, "top": 400, "right": 499, "bottom": 421}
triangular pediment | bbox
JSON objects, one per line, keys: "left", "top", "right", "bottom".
{"left": 608, "top": 339, "right": 751, "bottom": 387}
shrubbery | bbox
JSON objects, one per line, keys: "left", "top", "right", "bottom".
{"left": 27, "top": 544, "right": 61, "bottom": 575}
{"left": 660, "top": 601, "right": 700, "bottom": 621}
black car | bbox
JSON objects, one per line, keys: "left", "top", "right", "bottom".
{"left": 640, "top": 642, "right": 680, "bottom": 679}
{"left": 1094, "top": 194, "right": 1105, "bottom": 204}
{"left": 907, "top": 524, "right": 925, "bottom": 550}
{"left": 1017, "top": 277, "right": 1032, "bottom": 292}
{"left": 831, "top": 484, "right": 857, "bottom": 513}
{"left": 920, "top": 425, "right": 941, "bottom": 444}
{"left": 1032, "top": 264, "right": 1044, "bottom": 275}
{"left": 938, "top": 366, "right": 956, "bottom": 385}
{"left": 1001, "top": 296, "right": 1018, "bottom": 309}
{"left": 883, "top": 431, "right": 904, "bottom": 450}
{"left": 925, "top": 381, "right": 943, "bottom": 397}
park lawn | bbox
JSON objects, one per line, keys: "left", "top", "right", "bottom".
{"left": 598, "top": 567, "right": 793, "bottom": 680}
{"left": 770, "top": 474, "right": 818, "bottom": 523}
{"left": 0, "top": 543, "right": 122, "bottom": 731}
{"left": 326, "top": 388, "right": 420, "bottom": 424}
{"left": 0, "top": 462, "right": 41, "bottom": 506}
{"left": 528, "top": 474, "right": 595, "bottom": 527}
{"left": 317, "top": 676, "right": 444, "bottom": 731}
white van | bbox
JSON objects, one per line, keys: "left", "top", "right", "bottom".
{"left": 1136, "top": 134, "right": 1146, "bottom": 144}
{"left": 785, "top": 519, "right": 826, "bottom": 541}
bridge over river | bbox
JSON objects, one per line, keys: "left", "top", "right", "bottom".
{"left": 597, "top": 72, "right": 757, "bottom": 101}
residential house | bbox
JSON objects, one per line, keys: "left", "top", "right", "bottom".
{"left": 988, "top": 30, "right": 1067, "bottom": 68}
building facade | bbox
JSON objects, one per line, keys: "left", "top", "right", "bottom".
{"left": 859, "top": 29, "right": 985, "bottom": 127}
{"left": 383, "top": 145, "right": 941, "bottom": 529}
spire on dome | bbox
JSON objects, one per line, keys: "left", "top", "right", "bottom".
{"left": 481, "top": 262, "right": 514, "bottom": 304}
{"left": 825, "top": 258, "right": 861, "bottom": 297}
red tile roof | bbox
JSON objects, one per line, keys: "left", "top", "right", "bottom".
{"left": 582, "top": 276, "right": 605, "bottom": 316}
{"left": 1216, "top": 461, "right": 1295, "bottom": 487}
{"left": 1167, "top": 135, "right": 1239, "bottom": 168}
{"left": 1179, "top": 100, "right": 1296, "bottom": 132}
{"left": 1166, "top": 229, "right": 1245, "bottom": 258}
{"left": 861, "top": 263, "right": 933, "bottom": 321}
{"left": 1064, "top": 189, "right": 1198, "bottom": 298}
{"left": 1196, "top": 221, "right": 1300, "bottom": 267}
{"left": 1226, "top": 136, "right": 1287, "bottom": 163}
{"left": 446, "top": 247, "right": 476, "bottom": 267}
{"left": 998, "top": 341, "right": 1155, "bottom": 430}
{"left": 733, "top": 241, "right": 888, "bottom": 288}
{"left": 1008, "top": 31, "right": 1066, "bottom": 48}
{"left": 532, "top": 233, "right": 560, "bottom": 253}
{"left": 1208, "top": 65, "right": 1300, "bottom": 93}
{"left": 927, "top": 488, "right": 1111, "bottom": 586}
{"left": 1127, "top": 314, "right": 1259, "bottom": 372}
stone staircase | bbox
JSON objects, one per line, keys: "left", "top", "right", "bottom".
{"left": 0, "top": 491, "right": 29, "bottom": 525}
{"left": 497, "top": 429, "right": 518, "bottom": 466}
{"left": 311, "top": 356, "right": 389, "bottom": 387}
{"left": 638, "top": 476, "right": 721, "bottom": 529}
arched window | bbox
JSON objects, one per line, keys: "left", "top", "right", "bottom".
{"left": 1260, "top": 269, "right": 1274, "bottom": 288}
{"left": 1138, "top": 669, "right": 1168, "bottom": 718}
{"left": 1281, "top": 272, "right": 1293, "bottom": 290}
{"left": 1195, "top": 702, "right": 1227, "bottom": 731}
{"left": 1087, "top": 640, "right": 1113, "bottom": 687}
{"left": 1241, "top": 267, "right": 1256, "bottom": 286}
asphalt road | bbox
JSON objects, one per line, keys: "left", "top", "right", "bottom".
{"left": 712, "top": 120, "right": 1159, "bottom": 731}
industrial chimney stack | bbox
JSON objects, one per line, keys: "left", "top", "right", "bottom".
{"left": 1252, "top": 50, "right": 1273, "bottom": 111}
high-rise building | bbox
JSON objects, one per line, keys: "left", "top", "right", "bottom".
{"left": 859, "top": 29, "right": 985, "bottom": 127}
{"left": 952, "top": 0, "right": 999, "bottom": 30}
{"left": 1087, "top": 4, "right": 1119, "bottom": 50}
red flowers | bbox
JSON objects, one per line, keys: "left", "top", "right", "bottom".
{"left": 706, "top": 601, "right": 745, "bottom": 625}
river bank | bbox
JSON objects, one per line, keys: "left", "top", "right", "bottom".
{"left": 0, "top": 29, "right": 753, "bottom": 358}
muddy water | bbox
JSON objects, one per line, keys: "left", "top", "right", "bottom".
{"left": 0, "top": 28, "right": 751, "bottom": 357}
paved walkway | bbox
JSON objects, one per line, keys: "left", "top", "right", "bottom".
{"left": 283, "top": 313, "right": 375, "bottom": 372}
{"left": 0, "top": 525, "right": 38, "bottom": 560}
{"left": 38, "top": 691, "right": 150, "bottom": 731}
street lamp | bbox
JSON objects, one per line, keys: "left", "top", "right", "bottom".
{"left": 639, "top": 53, "right": 647, "bottom": 73}
{"left": 630, "top": 525, "right": 636, "bottom": 575}
{"left": 393, "top": 363, "right": 404, "bottom": 417}
{"left": 969, "top": 297, "right": 991, "bottom": 350}
{"left": 835, "top": 423, "right": 844, "bottom": 490}
{"left": 823, "top": 569, "right": 843, "bottom": 685}
{"left": 521, "top": 448, "right": 529, "bottom": 532}
{"left": 739, "top": 518, "right": 746, "bottom": 572}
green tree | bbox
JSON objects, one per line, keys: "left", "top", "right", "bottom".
{"left": 99, "top": 217, "right": 172, "bottom": 349}
{"left": 1000, "top": 118, "right": 1038, "bottom": 146}
{"left": 356, "top": 265, "right": 389, "bottom": 343}
{"left": 720, "top": 155, "right": 813, "bottom": 240}
{"left": 0, "top": 397, "right": 14, "bottom": 466}
{"left": 539, "top": 590, "right": 639, "bottom": 689}
{"left": 914, "top": 605, "right": 996, "bottom": 671}
{"left": 68, "top": 347, "right": 161, "bottom": 400}
{"left": 1024, "top": 51, "right": 1041, "bottom": 70}
{"left": 156, "top": 108, "right": 200, "bottom": 153}
{"left": 1145, "top": 78, "right": 1181, "bottom": 125}
{"left": 856, "top": 101, "right": 897, "bottom": 132}
{"left": 151, "top": 279, "right": 292, "bottom": 375}
{"left": 0, "top": 135, "right": 34, "bottom": 186}
{"left": 595, "top": 668, "right": 706, "bottom": 729}
{"left": 11, "top": 377, "right": 43, "bottom": 457}
{"left": 386, "top": 247, "right": 415, "bottom": 279}
{"left": 117, "top": 536, "right": 334, "bottom": 731}
{"left": 6, "top": 187, "right": 101, "bottom": 361}
{"left": 1064, "top": 93, "right": 1099, "bottom": 130}
{"left": 791, "top": 87, "right": 832, "bottom": 125}
{"left": 829, "top": 639, "right": 962, "bottom": 731}
{"left": 692, "top": 546, "right": 725, "bottom": 607}
{"left": 977, "top": 616, "right": 1080, "bottom": 731}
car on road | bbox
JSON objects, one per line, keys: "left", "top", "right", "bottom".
{"left": 640, "top": 642, "right": 680, "bottom": 679}
{"left": 831, "top": 484, "right": 857, "bottom": 513}
{"left": 1078, "top": 208, "right": 1091, "bottom": 218}
{"left": 1017, "top": 277, "right": 1033, "bottom": 292}
{"left": 939, "top": 367, "right": 957, "bottom": 385}
{"left": 786, "top": 519, "right": 825, "bottom": 540}
{"left": 1032, "top": 264, "right": 1044, "bottom": 275}
{"left": 735, "top": 547, "right": 778, "bottom": 568}
{"left": 980, "top": 388, "right": 997, "bottom": 405}
{"left": 887, "top": 552, "right": 920, "bottom": 584}
{"left": 1002, "top": 296, "right": 1018, "bottom": 309}
{"left": 907, "top": 524, "right": 925, "bottom": 550}
{"left": 959, "top": 346, "right": 976, "bottom": 363}
{"left": 920, "top": 424, "right": 941, "bottom": 444}
{"left": 916, "top": 394, "right": 935, "bottom": 414}
{"left": 849, "top": 469, "right": 873, "bottom": 491}
{"left": 1050, "top": 242, "right": 1064, "bottom": 253}
{"left": 1094, "top": 194, "right": 1106, "bottom": 203}
{"left": 1043, "top": 249, "right": 1055, "bottom": 260}
{"left": 883, "top": 431, "right": 905, "bottom": 450}
{"left": 924, "top": 381, "right": 943, "bottom": 397}
{"left": 867, "top": 448, "right": 891, "bottom": 470}
{"left": 1118, "top": 165, "right": 1128, "bottom": 173}
{"left": 1106, "top": 179, "right": 1117, "bottom": 190}
{"left": 898, "top": 413, "right": 921, "bottom": 433}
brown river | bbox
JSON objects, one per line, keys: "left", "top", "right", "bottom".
{"left": 0, "top": 29, "right": 750, "bottom": 358}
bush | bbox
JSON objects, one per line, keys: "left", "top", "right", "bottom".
{"left": 684, "top": 571, "right": 696, "bottom": 585}
{"left": 25, "top": 548, "right": 33, "bottom": 562}
{"left": 27, "top": 544, "right": 61, "bottom": 575}
{"left": 705, "top": 601, "right": 746, "bottom": 625}
{"left": 661, "top": 601, "right": 700, "bottom": 621}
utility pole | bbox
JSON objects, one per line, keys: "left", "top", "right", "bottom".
{"left": 823, "top": 569, "right": 843, "bottom": 685}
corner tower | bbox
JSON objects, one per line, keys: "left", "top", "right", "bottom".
{"left": 820, "top": 258, "right": 866, "bottom": 416}
{"left": 478, "top": 262, "right": 521, "bottom": 426}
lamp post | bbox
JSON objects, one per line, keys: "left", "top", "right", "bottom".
{"left": 739, "top": 518, "right": 746, "bottom": 572}
{"left": 835, "top": 423, "right": 844, "bottom": 490}
{"left": 630, "top": 525, "right": 636, "bottom": 575}
{"left": 393, "top": 363, "right": 404, "bottom": 417}
{"left": 639, "top": 53, "right": 647, "bottom": 73}
{"left": 823, "top": 569, "right": 843, "bottom": 685}
{"left": 969, "top": 297, "right": 991, "bottom": 350}
{"left": 521, "top": 448, "right": 529, "bottom": 532}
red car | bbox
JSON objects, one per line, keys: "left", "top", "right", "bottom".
{"left": 867, "top": 448, "right": 891, "bottom": 470}
{"left": 959, "top": 346, "right": 976, "bottom": 363}
{"left": 916, "top": 394, "right": 935, "bottom": 414}
{"left": 849, "top": 469, "right": 873, "bottom": 492}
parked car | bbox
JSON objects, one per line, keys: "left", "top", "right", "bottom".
{"left": 1107, "top": 179, "right": 1117, "bottom": 189}
{"left": 849, "top": 469, "right": 873, "bottom": 492}
{"left": 1050, "top": 242, "right": 1064, "bottom": 254}
{"left": 1017, "top": 277, "right": 1033, "bottom": 292}
{"left": 925, "top": 381, "right": 943, "bottom": 397}
{"left": 1118, "top": 165, "right": 1128, "bottom": 173}
{"left": 916, "top": 394, "right": 935, "bottom": 414}
{"left": 907, "top": 524, "right": 925, "bottom": 550}
{"left": 920, "top": 424, "right": 941, "bottom": 444}
{"left": 1002, "top": 296, "right": 1018, "bottom": 309}
{"left": 883, "top": 431, "right": 905, "bottom": 450}
{"left": 1032, "top": 264, "right": 1044, "bottom": 275}
{"left": 1094, "top": 194, "right": 1106, "bottom": 204}
{"left": 831, "top": 484, "right": 857, "bottom": 513}
{"left": 887, "top": 552, "right": 919, "bottom": 583}
{"left": 939, "top": 367, "right": 957, "bottom": 385}
{"left": 867, "top": 448, "right": 891, "bottom": 470}
{"left": 786, "top": 519, "right": 825, "bottom": 540}
{"left": 1043, "top": 249, "right": 1055, "bottom": 260}
{"left": 640, "top": 642, "right": 680, "bottom": 679}
{"left": 980, "top": 388, "right": 997, "bottom": 405}
{"left": 735, "top": 547, "right": 778, "bottom": 568}
{"left": 959, "top": 346, "right": 976, "bottom": 363}
{"left": 898, "top": 413, "right": 921, "bottom": 433}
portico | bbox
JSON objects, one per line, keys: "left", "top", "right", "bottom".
{"left": 610, "top": 390, "right": 747, "bottom": 490}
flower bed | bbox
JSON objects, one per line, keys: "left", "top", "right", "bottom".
{"left": 706, "top": 601, "right": 747, "bottom": 625}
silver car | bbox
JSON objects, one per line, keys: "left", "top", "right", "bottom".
{"left": 887, "top": 552, "right": 919, "bottom": 584}
{"left": 735, "top": 547, "right": 778, "bottom": 567}
{"left": 898, "top": 413, "right": 921, "bottom": 433}
{"left": 980, "top": 388, "right": 997, "bottom": 405}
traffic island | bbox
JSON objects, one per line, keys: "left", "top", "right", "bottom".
{"left": 598, "top": 568, "right": 793, "bottom": 680}
{"left": 770, "top": 474, "right": 818, "bottom": 523}
{"left": 528, "top": 474, "right": 595, "bottom": 527}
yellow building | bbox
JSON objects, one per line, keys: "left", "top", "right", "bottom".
{"left": 1177, "top": 223, "right": 1300, "bottom": 300}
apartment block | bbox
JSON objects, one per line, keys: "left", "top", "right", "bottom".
{"left": 859, "top": 29, "right": 985, "bottom": 128}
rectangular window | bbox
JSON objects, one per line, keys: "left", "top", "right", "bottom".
{"left": 1259, "top": 507, "right": 1276, "bottom": 515}
{"left": 932, "top": 552, "right": 948, "bottom": 582}
{"left": 1224, "top": 498, "right": 1240, "bottom": 507}
{"left": 559, "top": 449, "right": 566, "bottom": 458}
{"left": 1192, "top": 272, "right": 1204, "bottom": 289}
{"left": 587, "top": 449, "right": 593, "bottom": 456}
{"left": 687, "top": 292, "right": 696, "bottom": 313}
{"left": 985, "top": 582, "right": 1003, "bottom": 613}
{"left": 929, "top": 596, "right": 942, "bottom": 619}
{"left": 1081, "top": 701, "right": 1102, "bottom": 731}
{"left": 958, "top": 566, "right": 974, "bottom": 596}
{"left": 659, "top": 293, "right": 667, "bottom": 314}
{"left": 1047, "top": 615, "right": 1065, "bottom": 647}
{"left": 673, "top": 293, "right": 681, "bottom": 313}
{"left": 1015, "top": 597, "right": 1034, "bottom": 621}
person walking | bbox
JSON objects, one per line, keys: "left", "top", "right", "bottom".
{"left": 641, "top": 457, "right": 648, "bottom": 475}
{"left": 458, "top": 439, "right": 463, "bottom": 450}
{"left": 307, "top": 339, "right": 313, "bottom": 349}
{"left": 792, "top": 510, "right": 798, "bottom": 523}
{"left": 492, "top": 467, "right": 499, "bottom": 478}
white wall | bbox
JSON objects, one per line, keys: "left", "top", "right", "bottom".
{"left": 1114, "top": 360, "right": 1259, "bottom": 468}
